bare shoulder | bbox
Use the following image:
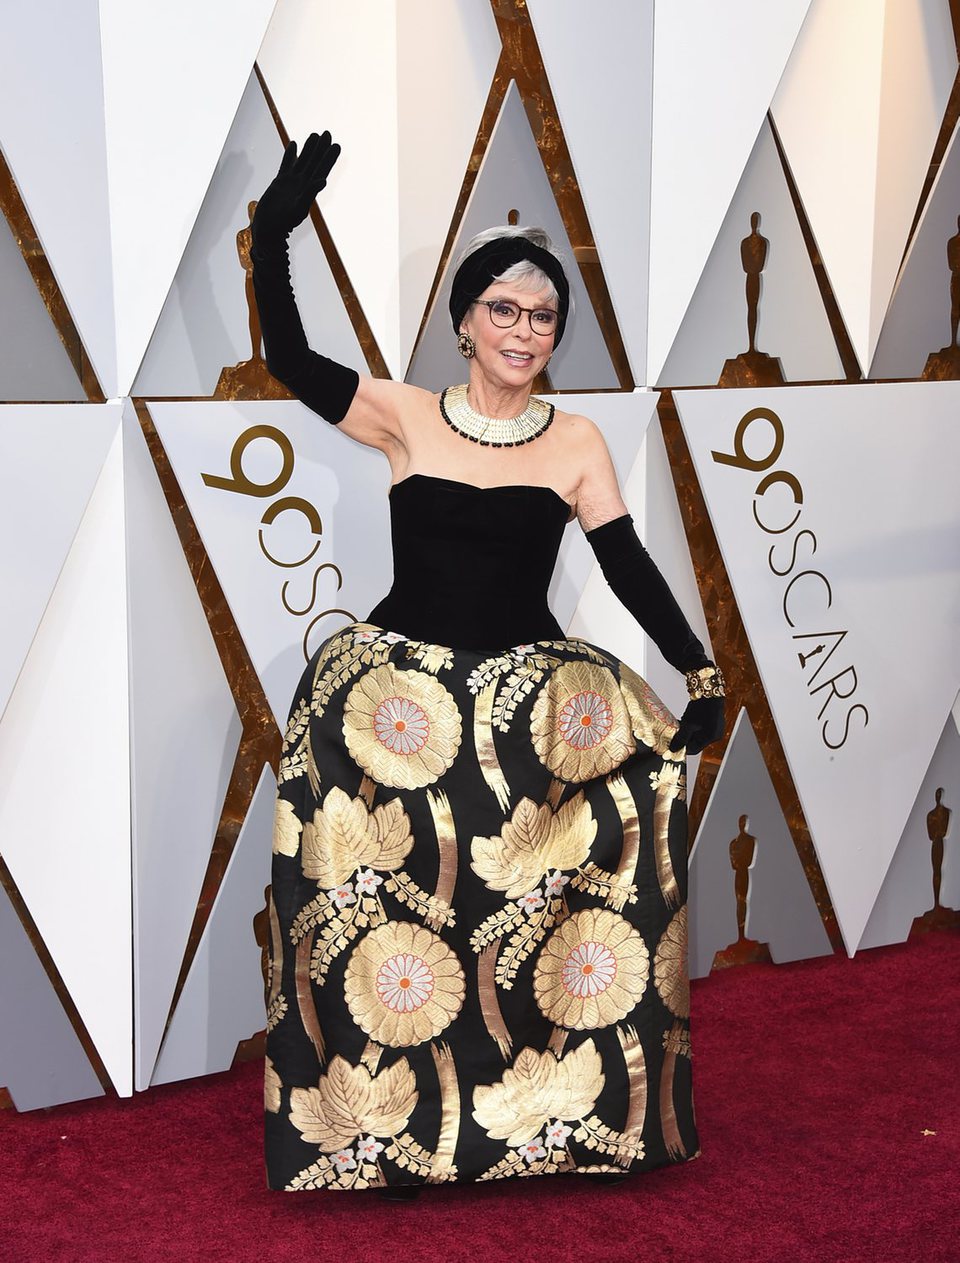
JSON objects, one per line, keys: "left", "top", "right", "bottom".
{"left": 338, "top": 377, "right": 433, "bottom": 453}
{"left": 551, "top": 407, "right": 628, "bottom": 530}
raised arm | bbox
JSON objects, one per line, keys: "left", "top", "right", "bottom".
{"left": 572, "top": 416, "right": 724, "bottom": 756}
{"left": 250, "top": 131, "right": 421, "bottom": 453}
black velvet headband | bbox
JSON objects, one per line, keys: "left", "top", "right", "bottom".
{"left": 449, "top": 236, "right": 570, "bottom": 347}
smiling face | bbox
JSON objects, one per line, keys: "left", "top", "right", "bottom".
{"left": 460, "top": 281, "right": 557, "bottom": 394}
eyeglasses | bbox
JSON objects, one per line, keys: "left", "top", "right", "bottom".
{"left": 473, "top": 298, "right": 558, "bottom": 335}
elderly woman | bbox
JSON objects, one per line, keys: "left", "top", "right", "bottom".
{"left": 252, "top": 132, "right": 723, "bottom": 1197}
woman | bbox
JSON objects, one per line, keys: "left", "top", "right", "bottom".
{"left": 253, "top": 132, "right": 724, "bottom": 1195}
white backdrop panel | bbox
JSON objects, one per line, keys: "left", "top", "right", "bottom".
{"left": 772, "top": 0, "right": 956, "bottom": 374}
{"left": 0, "top": 405, "right": 119, "bottom": 722}
{"left": 258, "top": 0, "right": 402, "bottom": 375}
{"left": 98, "top": 0, "right": 279, "bottom": 395}
{"left": 133, "top": 70, "right": 365, "bottom": 398}
{"left": 0, "top": 215, "right": 85, "bottom": 401}
{"left": 125, "top": 405, "right": 242, "bottom": 1090}
{"left": 152, "top": 764, "right": 275, "bottom": 1086}
{"left": 871, "top": 116, "right": 960, "bottom": 380}
{"left": 859, "top": 708, "right": 960, "bottom": 950}
{"left": 676, "top": 383, "right": 960, "bottom": 952}
{"left": 397, "top": 1, "right": 501, "bottom": 374}
{"left": 647, "top": 0, "right": 812, "bottom": 384}
{"left": 0, "top": 430, "right": 131, "bottom": 1094}
{"left": 406, "top": 82, "right": 617, "bottom": 392}
{"left": 658, "top": 118, "right": 844, "bottom": 387}
{"left": 528, "top": 0, "right": 653, "bottom": 383}
{"left": 149, "top": 400, "right": 392, "bottom": 730}
{"left": 0, "top": 0, "right": 116, "bottom": 394}
{"left": 690, "top": 709, "right": 832, "bottom": 977}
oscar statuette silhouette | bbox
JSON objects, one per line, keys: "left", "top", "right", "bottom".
{"left": 911, "top": 787, "right": 960, "bottom": 933}
{"left": 719, "top": 211, "right": 785, "bottom": 387}
{"left": 712, "top": 815, "right": 773, "bottom": 969}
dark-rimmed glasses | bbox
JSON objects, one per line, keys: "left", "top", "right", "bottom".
{"left": 472, "top": 298, "right": 558, "bottom": 335}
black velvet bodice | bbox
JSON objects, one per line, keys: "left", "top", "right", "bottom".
{"left": 367, "top": 474, "right": 571, "bottom": 650}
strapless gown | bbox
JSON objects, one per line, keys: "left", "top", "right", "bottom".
{"left": 265, "top": 475, "right": 697, "bottom": 1190}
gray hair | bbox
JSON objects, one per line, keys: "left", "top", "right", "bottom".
{"left": 456, "top": 225, "right": 567, "bottom": 306}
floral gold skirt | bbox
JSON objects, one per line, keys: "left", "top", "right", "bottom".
{"left": 265, "top": 622, "right": 697, "bottom": 1190}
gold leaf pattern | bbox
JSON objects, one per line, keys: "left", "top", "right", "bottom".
{"left": 343, "top": 663, "right": 463, "bottom": 790}
{"left": 264, "top": 1057, "right": 282, "bottom": 1114}
{"left": 273, "top": 798, "right": 303, "bottom": 858}
{"left": 533, "top": 908, "right": 649, "bottom": 1030}
{"left": 289, "top": 1054, "right": 418, "bottom": 1152}
{"left": 471, "top": 794, "right": 596, "bottom": 900}
{"left": 472, "top": 1040, "right": 604, "bottom": 1147}
{"left": 529, "top": 661, "right": 636, "bottom": 782}
{"left": 300, "top": 786, "right": 414, "bottom": 889}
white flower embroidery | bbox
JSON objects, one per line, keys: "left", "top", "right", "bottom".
{"left": 332, "top": 1148, "right": 356, "bottom": 1172}
{"left": 544, "top": 870, "right": 570, "bottom": 898}
{"left": 545, "top": 1120, "right": 573, "bottom": 1148}
{"left": 357, "top": 1135, "right": 385, "bottom": 1163}
{"left": 330, "top": 883, "right": 356, "bottom": 910}
{"left": 355, "top": 868, "right": 384, "bottom": 896}
{"left": 516, "top": 1137, "right": 547, "bottom": 1164}
{"left": 512, "top": 643, "right": 536, "bottom": 658}
{"left": 518, "top": 889, "right": 546, "bottom": 915}
{"left": 354, "top": 630, "right": 379, "bottom": 644}
{"left": 382, "top": 631, "right": 408, "bottom": 644}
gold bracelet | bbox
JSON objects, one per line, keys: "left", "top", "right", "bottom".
{"left": 685, "top": 665, "right": 726, "bottom": 700}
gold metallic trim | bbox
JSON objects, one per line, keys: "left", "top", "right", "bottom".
{"left": 0, "top": 857, "right": 114, "bottom": 1097}
{"left": 254, "top": 63, "right": 390, "bottom": 381}
{"left": 295, "top": 933, "right": 325, "bottom": 1062}
{"left": 426, "top": 788, "right": 458, "bottom": 928}
{"left": 657, "top": 391, "right": 842, "bottom": 952}
{"left": 547, "top": 1025, "right": 568, "bottom": 1056}
{"left": 473, "top": 682, "right": 511, "bottom": 811}
{"left": 0, "top": 149, "right": 105, "bottom": 402}
{"left": 606, "top": 773, "right": 641, "bottom": 912}
{"left": 615, "top": 1023, "right": 648, "bottom": 1163}
{"left": 659, "top": 1038, "right": 686, "bottom": 1162}
{"left": 477, "top": 942, "right": 512, "bottom": 1060}
{"left": 427, "top": 1041, "right": 461, "bottom": 1182}
{"left": 653, "top": 779, "right": 681, "bottom": 911}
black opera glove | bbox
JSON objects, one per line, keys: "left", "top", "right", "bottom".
{"left": 584, "top": 513, "right": 724, "bottom": 756}
{"left": 249, "top": 132, "right": 358, "bottom": 423}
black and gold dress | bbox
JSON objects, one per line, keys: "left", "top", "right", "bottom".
{"left": 264, "top": 473, "right": 696, "bottom": 1191}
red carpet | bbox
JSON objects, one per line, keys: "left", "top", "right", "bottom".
{"left": 2, "top": 932, "right": 957, "bottom": 1263}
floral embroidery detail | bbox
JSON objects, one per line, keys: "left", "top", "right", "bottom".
{"left": 518, "top": 890, "right": 545, "bottom": 915}
{"left": 649, "top": 761, "right": 686, "bottom": 801}
{"left": 330, "top": 883, "right": 356, "bottom": 910}
{"left": 344, "top": 922, "right": 465, "bottom": 1047}
{"left": 343, "top": 664, "right": 462, "bottom": 790}
{"left": 353, "top": 630, "right": 379, "bottom": 644}
{"left": 358, "top": 1135, "right": 385, "bottom": 1163}
{"left": 332, "top": 1148, "right": 356, "bottom": 1172}
{"left": 544, "top": 870, "right": 570, "bottom": 898}
{"left": 545, "top": 1120, "right": 572, "bottom": 1148}
{"left": 356, "top": 868, "right": 384, "bottom": 896}
{"left": 530, "top": 661, "right": 635, "bottom": 782}
{"left": 517, "top": 1137, "right": 547, "bottom": 1164}
{"left": 533, "top": 908, "right": 649, "bottom": 1030}
{"left": 382, "top": 631, "right": 407, "bottom": 644}
{"left": 471, "top": 795, "right": 596, "bottom": 901}
{"left": 289, "top": 1056, "right": 418, "bottom": 1152}
{"left": 473, "top": 1041, "right": 604, "bottom": 1147}
{"left": 273, "top": 798, "right": 303, "bottom": 857}
{"left": 653, "top": 906, "right": 690, "bottom": 1019}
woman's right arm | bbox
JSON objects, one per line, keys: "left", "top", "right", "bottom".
{"left": 250, "top": 132, "right": 420, "bottom": 454}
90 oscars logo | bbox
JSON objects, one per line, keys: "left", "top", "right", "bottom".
{"left": 712, "top": 407, "right": 869, "bottom": 750}
{"left": 202, "top": 424, "right": 353, "bottom": 660}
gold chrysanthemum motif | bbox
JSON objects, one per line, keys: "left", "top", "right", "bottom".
{"left": 654, "top": 906, "right": 689, "bottom": 1018}
{"left": 273, "top": 798, "right": 303, "bottom": 857}
{"left": 289, "top": 1054, "right": 418, "bottom": 1151}
{"left": 301, "top": 786, "right": 413, "bottom": 889}
{"left": 533, "top": 908, "right": 649, "bottom": 1030}
{"left": 619, "top": 664, "right": 677, "bottom": 755}
{"left": 344, "top": 922, "right": 465, "bottom": 1047}
{"left": 264, "top": 1057, "right": 282, "bottom": 1114}
{"left": 472, "top": 1039, "right": 604, "bottom": 1147}
{"left": 529, "top": 661, "right": 635, "bottom": 782}
{"left": 343, "top": 664, "right": 462, "bottom": 790}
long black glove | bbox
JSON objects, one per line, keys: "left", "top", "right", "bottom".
{"left": 585, "top": 513, "right": 724, "bottom": 756}
{"left": 250, "top": 132, "right": 359, "bottom": 423}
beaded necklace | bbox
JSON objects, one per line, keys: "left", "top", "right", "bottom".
{"left": 439, "top": 384, "right": 555, "bottom": 448}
